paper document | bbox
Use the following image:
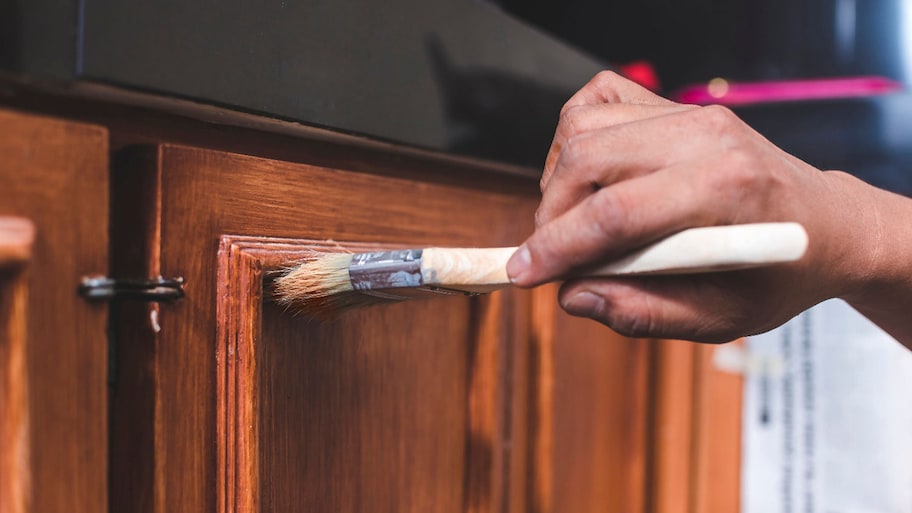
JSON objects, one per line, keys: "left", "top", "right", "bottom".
{"left": 742, "top": 299, "right": 912, "bottom": 513}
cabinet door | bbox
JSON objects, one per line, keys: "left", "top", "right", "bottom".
{"left": 0, "top": 109, "right": 109, "bottom": 513}
{"left": 111, "top": 144, "right": 544, "bottom": 513}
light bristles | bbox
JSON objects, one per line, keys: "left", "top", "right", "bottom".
{"left": 273, "top": 253, "right": 355, "bottom": 315}
{"left": 273, "top": 252, "right": 409, "bottom": 317}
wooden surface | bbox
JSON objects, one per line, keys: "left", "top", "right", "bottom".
{"left": 216, "top": 237, "right": 533, "bottom": 513}
{"left": 691, "top": 343, "right": 743, "bottom": 513}
{"left": 107, "top": 141, "right": 746, "bottom": 513}
{"left": 650, "top": 340, "right": 744, "bottom": 513}
{"left": 0, "top": 90, "right": 749, "bottom": 513}
{"left": 0, "top": 108, "right": 109, "bottom": 513}
{"left": 544, "top": 301, "right": 652, "bottom": 513}
{"left": 111, "top": 144, "right": 545, "bottom": 513}
{"left": 0, "top": 218, "right": 35, "bottom": 267}
{"left": 0, "top": 216, "right": 34, "bottom": 513}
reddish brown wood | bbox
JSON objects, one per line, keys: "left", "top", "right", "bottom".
{"left": 540, "top": 293, "right": 652, "bottom": 513}
{"left": 0, "top": 108, "right": 108, "bottom": 513}
{"left": 0, "top": 81, "right": 751, "bottom": 513}
{"left": 691, "top": 343, "right": 743, "bottom": 513}
{"left": 527, "top": 286, "right": 557, "bottom": 513}
{"left": 109, "top": 144, "right": 543, "bottom": 513}
{"left": 649, "top": 340, "right": 698, "bottom": 513}
{"left": 216, "top": 236, "right": 526, "bottom": 513}
{"left": 0, "top": 218, "right": 35, "bottom": 266}
{"left": 107, "top": 139, "right": 744, "bottom": 513}
{"left": 1, "top": 267, "right": 29, "bottom": 513}
{"left": 649, "top": 340, "right": 744, "bottom": 513}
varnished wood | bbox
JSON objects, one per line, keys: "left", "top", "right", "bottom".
{"left": 0, "top": 108, "right": 108, "bottom": 513}
{"left": 0, "top": 218, "right": 35, "bottom": 266}
{"left": 543, "top": 299, "right": 651, "bottom": 513}
{"left": 649, "top": 340, "right": 697, "bottom": 513}
{"left": 649, "top": 340, "right": 744, "bottom": 513}
{"left": 217, "top": 236, "right": 524, "bottom": 513}
{"left": 527, "top": 286, "right": 557, "bottom": 513}
{"left": 691, "top": 343, "right": 743, "bottom": 513}
{"left": 112, "top": 144, "right": 542, "bottom": 513}
{"left": 0, "top": 217, "right": 34, "bottom": 513}
{"left": 1, "top": 267, "right": 29, "bottom": 513}
{"left": 0, "top": 80, "right": 751, "bottom": 513}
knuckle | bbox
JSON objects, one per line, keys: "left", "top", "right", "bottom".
{"left": 533, "top": 207, "right": 548, "bottom": 228}
{"left": 716, "top": 149, "right": 767, "bottom": 191}
{"left": 589, "top": 188, "right": 634, "bottom": 239}
{"left": 557, "top": 134, "right": 586, "bottom": 171}
{"left": 559, "top": 105, "right": 587, "bottom": 137}
{"left": 592, "top": 70, "right": 623, "bottom": 89}
{"left": 698, "top": 104, "right": 739, "bottom": 132}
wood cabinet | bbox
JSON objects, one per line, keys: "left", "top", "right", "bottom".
{"left": 0, "top": 110, "right": 109, "bottom": 513}
{"left": 0, "top": 103, "right": 741, "bottom": 513}
{"left": 110, "top": 144, "right": 545, "bottom": 513}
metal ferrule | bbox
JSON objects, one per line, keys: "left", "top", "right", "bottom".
{"left": 349, "top": 249, "right": 424, "bottom": 291}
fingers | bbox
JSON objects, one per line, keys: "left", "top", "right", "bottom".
{"left": 538, "top": 106, "right": 734, "bottom": 227}
{"left": 541, "top": 102, "right": 696, "bottom": 192}
{"left": 541, "top": 71, "right": 679, "bottom": 191}
{"left": 556, "top": 276, "right": 761, "bottom": 343}
{"left": 562, "top": 70, "right": 675, "bottom": 111}
{"left": 509, "top": 163, "right": 731, "bottom": 287}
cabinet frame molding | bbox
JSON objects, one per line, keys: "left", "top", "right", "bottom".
{"left": 217, "top": 235, "right": 518, "bottom": 513}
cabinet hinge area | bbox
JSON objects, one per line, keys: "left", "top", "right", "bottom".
{"left": 79, "top": 276, "right": 185, "bottom": 301}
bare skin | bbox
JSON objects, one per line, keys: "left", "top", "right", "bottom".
{"left": 506, "top": 71, "right": 912, "bottom": 347}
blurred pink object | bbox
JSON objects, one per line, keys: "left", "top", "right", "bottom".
{"left": 675, "top": 76, "right": 903, "bottom": 105}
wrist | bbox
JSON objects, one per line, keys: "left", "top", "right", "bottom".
{"left": 824, "top": 171, "right": 912, "bottom": 344}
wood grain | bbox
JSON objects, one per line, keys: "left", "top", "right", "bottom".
{"left": 108, "top": 140, "right": 745, "bottom": 513}
{"left": 0, "top": 218, "right": 35, "bottom": 266}
{"left": 691, "top": 343, "right": 743, "bottom": 513}
{"left": 111, "top": 144, "right": 543, "bottom": 513}
{"left": 217, "top": 236, "right": 524, "bottom": 513}
{"left": 649, "top": 340, "right": 698, "bottom": 513}
{"left": 539, "top": 290, "right": 652, "bottom": 513}
{"left": 1, "top": 266, "right": 29, "bottom": 513}
{"left": 0, "top": 108, "right": 108, "bottom": 513}
{"left": 649, "top": 340, "right": 744, "bottom": 513}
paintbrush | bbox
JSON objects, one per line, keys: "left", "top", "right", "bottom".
{"left": 274, "top": 222, "right": 808, "bottom": 315}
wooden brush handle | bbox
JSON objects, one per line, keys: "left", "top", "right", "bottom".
{"left": 585, "top": 222, "right": 808, "bottom": 276}
{"left": 423, "top": 223, "right": 808, "bottom": 288}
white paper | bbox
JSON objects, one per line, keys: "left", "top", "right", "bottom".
{"left": 742, "top": 299, "right": 912, "bottom": 513}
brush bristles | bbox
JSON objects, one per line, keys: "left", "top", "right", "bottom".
{"left": 273, "top": 252, "right": 407, "bottom": 317}
{"left": 273, "top": 253, "right": 353, "bottom": 313}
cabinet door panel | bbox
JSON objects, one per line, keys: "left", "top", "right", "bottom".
{"left": 218, "top": 237, "right": 516, "bottom": 513}
{"left": 0, "top": 109, "right": 108, "bottom": 513}
{"left": 115, "top": 145, "right": 539, "bottom": 513}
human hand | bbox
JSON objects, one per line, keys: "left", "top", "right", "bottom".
{"left": 506, "top": 71, "right": 889, "bottom": 343}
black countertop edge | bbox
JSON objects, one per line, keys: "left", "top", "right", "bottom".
{"left": 0, "top": 72, "right": 543, "bottom": 181}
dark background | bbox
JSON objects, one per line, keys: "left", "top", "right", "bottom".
{"left": 2, "top": 0, "right": 912, "bottom": 193}
{"left": 498, "top": 0, "right": 906, "bottom": 91}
